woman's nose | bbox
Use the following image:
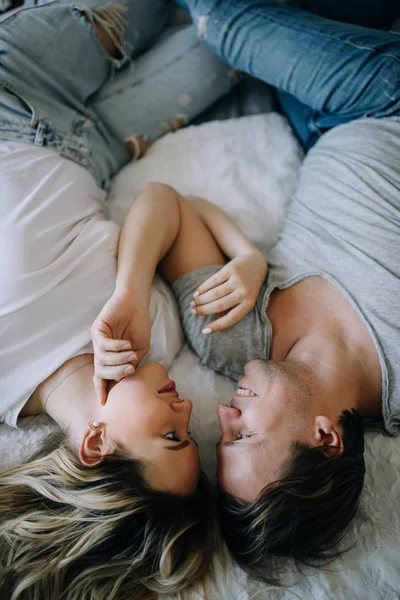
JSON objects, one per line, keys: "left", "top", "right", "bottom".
{"left": 172, "top": 397, "right": 193, "bottom": 415}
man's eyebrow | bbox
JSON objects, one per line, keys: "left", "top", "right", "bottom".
{"left": 166, "top": 439, "right": 191, "bottom": 451}
{"left": 216, "top": 441, "right": 238, "bottom": 448}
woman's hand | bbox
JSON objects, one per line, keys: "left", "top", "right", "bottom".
{"left": 190, "top": 252, "right": 268, "bottom": 333}
{"left": 91, "top": 288, "right": 151, "bottom": 404}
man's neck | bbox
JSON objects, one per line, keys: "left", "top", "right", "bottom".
{"left": 287, "top": 331, "right": 378, "bottom": 417}
{"left": 267, "top": 277, "right": 382, "bottom": 417}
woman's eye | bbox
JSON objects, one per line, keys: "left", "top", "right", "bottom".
{"left": 164, "top": 432, "right": 180, "bottom": 442}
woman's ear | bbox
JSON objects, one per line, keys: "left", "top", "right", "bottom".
{"left": 314, "top": 415, "right": 344, "bottom": 458}
{"left": 79, "top": 421, "right": 116, "bottom": 467}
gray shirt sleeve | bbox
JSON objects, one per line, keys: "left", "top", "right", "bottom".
{"left": 171, "top": 265, "right": 269, "bottom": 382}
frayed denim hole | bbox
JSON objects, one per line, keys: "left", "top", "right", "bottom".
{"left": 70, "top": 3, "right": 130, "bottom": 68}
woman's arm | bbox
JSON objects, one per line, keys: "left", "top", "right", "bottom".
{"left": 115, "top": 182, "right": 181, "bottom": 304}
{"left": 158, "top": 194, "right": 265, "bottom": 282}
{"left": 92, "top": 182, "right": 225, "bottom": 401}
{"left": 185, "top": 195, "right": 260, "bottom": 260}
{"left": 113, "top": 186, "right": 262, "bottom": 301}
{"left": 159, "top": 194, "right": 267, "bottom": 334}
{"left": 91, "top": 183, "right": 182, "bottom": 402}
{"left": 92, "top": 183, "right": 267, "bottom": 400}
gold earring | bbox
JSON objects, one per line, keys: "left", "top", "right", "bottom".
{"left": 88, "top": 420, "right": 99, "bottom": 430}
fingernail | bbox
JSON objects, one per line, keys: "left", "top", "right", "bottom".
{"left": 122, "top": 343, "right": 131, "bottom": 350}
{"left": 128, "top": 353, "right": 137, "bottom": 361}
{"left": 191, "top": 308, "right": 197, "bottom": 315}
{"left": 190, "top": 300, "right": 196, "bottom": 307}
{"left": 193, "top": 291, "right": 199, "bottom": 298}
{"left": 125, "top": 365, "right": 134, "bottom": 374}
{"left": 202, "top": 327, "right": 212, "bottom": 335}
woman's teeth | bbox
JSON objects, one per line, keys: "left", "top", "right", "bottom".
{"left": 236, "top": 388, "right": 256, "bottom": 397}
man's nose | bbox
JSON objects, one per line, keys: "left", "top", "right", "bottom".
{"left": 244, "top": 359, "right": 263, "bottom": 376}
{"left": 217, "top": 403, "right": 241, "bottom": 434}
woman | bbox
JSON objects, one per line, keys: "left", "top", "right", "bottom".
{"left": 0, "top": 162, "right": 268, "bottom": 600}
{"left": 0, "top": 0, "right": 243, "bottom": 598}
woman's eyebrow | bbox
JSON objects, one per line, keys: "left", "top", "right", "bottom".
{"left": 166, "top": 440, "right": 191, "bottom": 451}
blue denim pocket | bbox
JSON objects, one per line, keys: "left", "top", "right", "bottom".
{"left": 0, "top": 82, "right": 41, "bottom": 144}
{"left": 46, "top": 116, "right": 95, "bottom": 171}
{"left": 0, "top": 81, "right": 96, "bottom": 176}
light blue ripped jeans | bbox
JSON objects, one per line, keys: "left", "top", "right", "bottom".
{"left": 174, "top": 0, "right": 400, "bottom": 149}
{"left": 0, "top": 0, "right": 232, "bottom": 188}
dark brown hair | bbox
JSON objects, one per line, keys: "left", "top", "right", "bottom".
{"left": 218, "top": 409, "right": 365, "bottom": 584}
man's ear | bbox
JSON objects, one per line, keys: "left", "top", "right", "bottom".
{"left": 79, "top": 422, "right": 116, "bottom": 468}
{"left": 314, "top": 415, "right": 344, "bottom": 458}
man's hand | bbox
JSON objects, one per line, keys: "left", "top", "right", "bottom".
{"left": 91, "top": 288, "right": 150, "bottom": 404}
{"left": 190, "top": 252, "right": 268, "bottom": 333}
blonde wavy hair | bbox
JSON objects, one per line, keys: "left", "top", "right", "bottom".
{"left": 0, "top": 434, "right": 218, "bottom": 600}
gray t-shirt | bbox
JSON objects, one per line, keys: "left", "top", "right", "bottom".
{"left": 172, "top": 117, "right": 400, "bottom": 436}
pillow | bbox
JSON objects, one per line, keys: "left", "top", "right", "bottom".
{"left": 108, "top": 113, "right": 304, "bottom": 251}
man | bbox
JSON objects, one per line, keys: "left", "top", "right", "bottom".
{"left": 167, "top": 0, "right": 400, "bottom": 582}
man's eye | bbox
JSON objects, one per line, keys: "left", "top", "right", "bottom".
{"left": 164, "top": 432, "right": 180, "bottom": 441}
{"left": 237, "top": 433, "right": 251, "bottom": 440}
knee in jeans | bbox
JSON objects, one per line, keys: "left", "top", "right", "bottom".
{"left": 182, "top": 1, "right": 215, "bottom": 40}
{"left": 161, "top": 115, "right": 187, "bottom": 132}
{"left": 124, "top": 133, "right": 150, "bottom": 159}
{"left": 72, "top": 3, "right": 127, "bottom": 58}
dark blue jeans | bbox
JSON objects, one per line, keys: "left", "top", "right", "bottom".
{"left": 173, "top": 0, "right": 400, "bottom": 149}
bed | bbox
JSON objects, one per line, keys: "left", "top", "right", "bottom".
{"left": 1, "top": 93, "right": 400, "bottom": 599}
{"left": 2, "top": 7, "right": 400, "bottom": 596}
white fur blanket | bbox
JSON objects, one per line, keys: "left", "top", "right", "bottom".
{"left": 1, "top": 114, "right": 399, "bottom": 600}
